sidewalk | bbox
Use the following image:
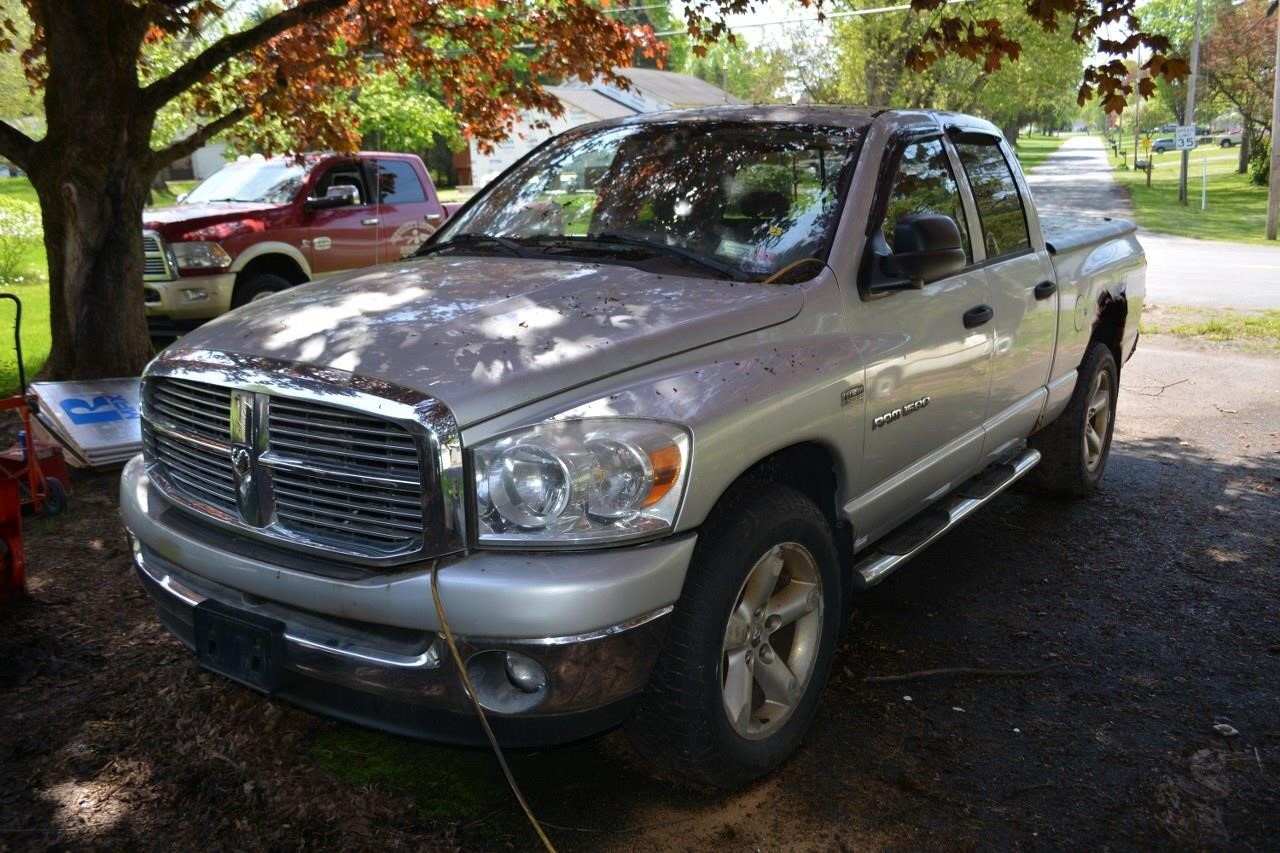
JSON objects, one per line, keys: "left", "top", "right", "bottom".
{"left": 1025, "top": 135, "right": 1280, "bottom": 310}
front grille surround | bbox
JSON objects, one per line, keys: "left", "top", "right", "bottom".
{"left": 143, "top": 230, "right": 175, "bottom": 281}
{"left": 139, "top": 355, "right": 465, "bottom": 567}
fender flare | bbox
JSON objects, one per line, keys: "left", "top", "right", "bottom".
{"left": 230, "top": 241, "right": 313, "bottom": 280}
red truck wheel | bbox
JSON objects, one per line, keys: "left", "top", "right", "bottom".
{"left": 232, "top": 273, "right": 293, "bottom": 308}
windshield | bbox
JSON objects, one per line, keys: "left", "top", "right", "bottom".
{"left": 434, "top": 121, "right": 862, "bottom": 281}
{"left": 183, "top": 160, "right": 309, "bottom": 205}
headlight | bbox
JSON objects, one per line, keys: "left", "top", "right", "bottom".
{"left": 171, "top": 241, "right": 232, "bottom": 270}
{"left": 473, "top": 418, "right": 689, "bottom": 547}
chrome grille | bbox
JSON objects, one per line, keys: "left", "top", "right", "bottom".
{"left": 142, "top": 231, "right": 173, "bottom": 281}
{"left": 142, "top": 376, "right": 429, "bottom": 562}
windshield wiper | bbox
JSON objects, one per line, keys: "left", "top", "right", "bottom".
{"left": 415, "top": 233, "right": 531, "bottom": 259}
{"left": 586, "top": 233, "right": 739, "bottom": 278}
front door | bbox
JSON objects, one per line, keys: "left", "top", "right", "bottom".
{"left": 306, "top": 159, "right": 379, "bottom": 276}
{"left": 846, "top": 136, "right": 994, "bottom": 543}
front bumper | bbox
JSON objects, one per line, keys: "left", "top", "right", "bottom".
{"left": 121, "top": 456, "right": 694, "bottom": 746}
{"left": 144, "top": 272, "right": 236, "bottom": 323}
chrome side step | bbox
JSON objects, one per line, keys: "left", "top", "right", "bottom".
{"left": 853, "top": 447, "right": 1041, "bottom": 589}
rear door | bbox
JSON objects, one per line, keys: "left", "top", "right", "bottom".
{"left": 847, "top": 135, "right": 994, "bottom": 542}
{"left": 950, "top": 135, "right": 1058, "bottom": 458}
{"left": 372, "top": 158, "right": 446, "bottom": 262}
{"left": 306, "top": 159, "right": 379, "bottom": 275}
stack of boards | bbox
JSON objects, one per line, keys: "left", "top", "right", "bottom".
{"left": 29, "top": 379, "right": 142, "bottom": 468}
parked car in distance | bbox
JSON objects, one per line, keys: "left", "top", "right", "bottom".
{"left": 1217, "top": 128, "right": 1244, "bottom": 148}
{"left": 1150, "top": 137, "right": 1177, "bottom": 153}
{"left": 123, "top": 106, "right": 1145, "bottom": 788}
{"left": 141, "top": 152, "right": 461, "bottom": 340}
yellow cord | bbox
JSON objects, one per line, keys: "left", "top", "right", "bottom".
{"left": 430, "top": 562, "right": 557, "bottom": 853}
{"left": 762, "top": 256, "right": 828, "bottom": 285}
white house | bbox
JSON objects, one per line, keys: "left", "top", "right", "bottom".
{"left": 462, "top": 67, "right": 743, "bottom": 187}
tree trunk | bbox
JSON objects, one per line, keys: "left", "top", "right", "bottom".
{"left": 1003, "top": 123, "right": 1021, "bottom": 146}
{"left": 26, "top": 1, "right": 157, "bottom": 380}
{"left": 1239, "top": 129, "right": 1251, "bottom": 175}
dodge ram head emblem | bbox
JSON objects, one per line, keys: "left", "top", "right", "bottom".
{"left": 229, "top": 391, "right": 267, "bottom": 526}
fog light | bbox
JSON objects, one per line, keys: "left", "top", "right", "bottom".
{"left": 181, "top": 288, "right": 210, "bottom": 303}
{"left": 504, "top": 651, "right": 547, "bottom": 694}
{"left": 464, "top": 649, "right": 549, "bottom": 713}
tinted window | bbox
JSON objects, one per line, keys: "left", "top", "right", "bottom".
{"left": 881, "top": 138, "right": 971, "bottom": 262}
{"left": 955, "top": 142, "right": 1031, "bottom": 258}
{"left": 315, "top": 162, "right": 369, "bottom": 206}
{"left": 377, "top": 160, "right": 427, "bottom": 204}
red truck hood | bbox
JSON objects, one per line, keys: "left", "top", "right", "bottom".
{"left": 168, "top": 256, "right": 804, "bottom": 427}
{"left": 143, "top": 202, "right": 285, "bottom": 241}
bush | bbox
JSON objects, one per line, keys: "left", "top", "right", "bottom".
{"left": 0, "top": 199, "right": 41, "bottom": 282}
{"left": 1250, "top": 137, "right": 1270, "bottom": 187}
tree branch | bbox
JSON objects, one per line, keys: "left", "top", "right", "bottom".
{"left": 0, "top": 120, "right": 35, "bottom": 170}
{"left": 149, "top": 107, "right": 250, "bottom": 171}
{"left": 141, "top": 0, "right": 351, "bottom": 112}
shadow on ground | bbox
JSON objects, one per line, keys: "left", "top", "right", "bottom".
{"left": 1, "top": 427, "right": 1277, "bottom": 849}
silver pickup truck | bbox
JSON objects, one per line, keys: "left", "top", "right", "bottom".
{"left": 122, "top": 107, "right": 1144, "bottom": 787}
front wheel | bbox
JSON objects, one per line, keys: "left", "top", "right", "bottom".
{"left": 1027, "top": 341, "right": 1119, "bottom": 497}
{"left": 1220, "top": 139, "right": 1233, "bottom": 148}
{"left": 232, "top": 273, "right": 293, "bottom": 308}
{"left": 626, "top": 485, "right": 840, "bottom": 788}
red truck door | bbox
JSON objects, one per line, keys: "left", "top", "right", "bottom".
{"left": 306, "top": 159, "right": 380, "bottom": 275}
{"left": 371, "top": 158, "right": 447, "bottom": 262}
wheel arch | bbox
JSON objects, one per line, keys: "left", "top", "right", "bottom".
{"left": 1090, "top": 293, "right": 1127, "bottom": 371}
{"left": 691, "top": 440, "right": 856, "bottom": 621}
{"left": 231, "top": 243, "right": 311, "bottom": 293}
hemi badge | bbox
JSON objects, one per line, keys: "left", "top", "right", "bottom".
{"left": 841, "top": 385, "right": 864, "bottom": 407}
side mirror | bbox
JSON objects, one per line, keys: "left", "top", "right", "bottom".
{"left": 873, "top": 214, "right": 966, "bottom": 290}
{"left": 305, "top": 184, "right": 358, "bottom": 211}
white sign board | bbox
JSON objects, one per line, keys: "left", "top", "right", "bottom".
{"left": 1175, "top": 125, "right": 1197, "bottom": 151}
{"left": 28, "top": 379, "right": 142, "bottom": 468}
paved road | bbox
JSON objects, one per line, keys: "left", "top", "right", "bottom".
{"left": 1026, "top": 136, "right": 1280, "bottom": 310}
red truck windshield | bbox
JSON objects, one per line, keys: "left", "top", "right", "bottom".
{"left": 184, "top": 160, "right": 308, "bottom": 205}
{"left": 436, "top": 121, "right": 862, "bottom": 281}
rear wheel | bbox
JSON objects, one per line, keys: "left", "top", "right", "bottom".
{"left": 1027, "top": 341, "right": 1119, "bottom": 497}
{"left": 626, "top": 485, "right": 840, "bottom": 788}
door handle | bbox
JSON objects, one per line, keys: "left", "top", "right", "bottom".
{"left": 1033, "top": 280, "right": 1058, "bottom": 300}
{"left": 963, "top": 304, "right": 993, "bottom": 328}
{"left": 362, "top": 217, "right": 380, "bottom": 226}
{"left": 426, "top": 212, "right": 443, "bottom": 223}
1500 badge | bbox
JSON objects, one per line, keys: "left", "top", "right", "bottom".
{"left": 872, "top": 396, "right": 931, "bottom": 430}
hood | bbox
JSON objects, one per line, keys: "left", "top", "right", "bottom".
{"left": 143, "top": 202, "right": 285, "bottom": 241}
{"left": 169, "top": 256, "right": 804, "bottom": 426}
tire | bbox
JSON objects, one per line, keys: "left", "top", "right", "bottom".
{"left": 232, "top": 273, "right": 293, "bottom": 308}
{"left": 1220, "top": 140, "right": 1233, "bottom": 148}
{"left": 1027, "top": 342, "right": 1119, "bottom": 498}
{"left": 626, "top": 484, "right": 841, "bottom": 788}
{"left": 42, "top": 478, "right": 66, "bottom": 516}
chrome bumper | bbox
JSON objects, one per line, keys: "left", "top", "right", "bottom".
{"left": 143, "top": 272, "right": 236, "bottom": 321}
{"left": 122, "top": 455, "right": 692, "bottom": 744}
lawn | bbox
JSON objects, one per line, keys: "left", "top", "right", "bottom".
{"left": 1105, "top": 140, "right": 1272, "bottom": 243}
{"left": 1140, "top": 304, "right": 1280, "bottom": 353}
{"left": 1012, "top": 134, "right": 1071, "bottom": 171}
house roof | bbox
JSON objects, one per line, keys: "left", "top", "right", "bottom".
{"left": 611, "top": 67, "right": 745, "bottom": 109}
{"left": 546, "top": 86, "right": 639, "bottom": 121}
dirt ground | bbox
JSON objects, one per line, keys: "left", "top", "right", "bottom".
{"left": 2, "top": 338, "right": 1278, "bottom": 851}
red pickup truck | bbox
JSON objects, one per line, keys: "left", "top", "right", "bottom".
{"left": 142, "top": 152, "right": 458, "bottom": 338}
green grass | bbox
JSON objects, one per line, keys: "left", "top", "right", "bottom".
{"left": 1139, "top": 305, "right": 1280, "bottom": 352}
{"left": 0, "top": 279, "right": 51, "bottom": 395}
{"left": 310, "top": 730, "right": 511, "bottom": 821}
{"left": 1104, "top": 139, "right": 1271, "bottom": 243}
{"left": 1012, "top": 134, "right": 1071, "bottom": 171}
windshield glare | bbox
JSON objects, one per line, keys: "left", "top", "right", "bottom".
{"left": 184, "top": 160, "right": 309, "bottom": 205}
{"left": 438, "top": 122, "right": 862, "bottom": 280}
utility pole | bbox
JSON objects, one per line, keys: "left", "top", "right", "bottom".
{"left": 1267, "top": 0, "right": 1279, "bottom": 240}
{"left": 1179, "top": 0, "right": 1204, "bottom": 205}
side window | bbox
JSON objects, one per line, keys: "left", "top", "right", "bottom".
{"left": 881, "top": 138, "right": 971, "bottom": 263}
{"left": 955, "top": 142, "right": 1031, "bottom": 259}
{"left": 377, "top": 160, "right": 427, "bottom": 204}
{"left": 314, "top": 162, "right": 368, "bottom": 206}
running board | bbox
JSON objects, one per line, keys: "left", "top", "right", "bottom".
{"left": 853, "top": 447, "right": 1041, "bottom": 589}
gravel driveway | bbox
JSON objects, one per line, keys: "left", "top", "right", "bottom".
{"left": 2, "top": 339, "right": 1277, "bottom": 850}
